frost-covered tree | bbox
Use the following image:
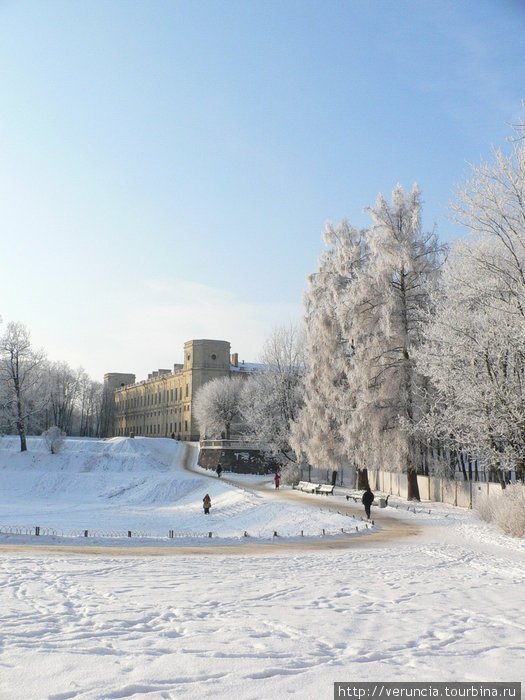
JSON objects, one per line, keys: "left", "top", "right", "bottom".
{"left": 416, "top": 122, "right": 525, "bottom": 481}
{"left": 194, "top": 376, "right": 244, "bottom": 439}
{"left": 342, "top": 184, "right": 443, "bottom": 499}
{"left": 241, "top": 323, "right": 305, "bottom": 466}
{"left": 291, "top": 220, "right": 367, "bottom": 482}
{"left": 416, "top": 240, "right": 525, "bottom": 480}
{"left": 0, "top": 322, "right": 46, "bottom": 451}
{"left": 296, "top": 186, "right": 442, "bottom": 499}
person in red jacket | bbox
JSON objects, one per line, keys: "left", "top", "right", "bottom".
{"left": 274, "top": 472, "right": 280, "bottom": 489}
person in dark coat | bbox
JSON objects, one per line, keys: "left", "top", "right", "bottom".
{"left": 274, "top": 472, "right": 280, "bottom": 489}
{"left": 203, "top": 494, "right": 211, "bottom": 514}
{"left": 362, "top": 486, "right": 374, "bottom": 519}
{"left": 216, "top": 463, "right": 222, "bottom": 478}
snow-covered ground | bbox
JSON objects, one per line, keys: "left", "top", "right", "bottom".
{"left": 0, "top": 436, "right": 523, "bottom": 699}
{"left": 0, "top": 436, "right": 366, "bottom": 541}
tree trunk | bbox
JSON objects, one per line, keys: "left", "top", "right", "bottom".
{"left": 407, "top": 467, "right": 420, "bottom": 501}
{"left": 357, "top": 468, "right": 369, "bottom": 489}
{"left": 17, "top": 423, "right": 27, "bottom": 452}
{"left": 490, "top": 467, "right": 506, "bottom": 489}
{"left": 459, "top": 452, "right": 468, "bottom": 480}
{"left": 14, "top": 376, "right": 27, "bottom": 452}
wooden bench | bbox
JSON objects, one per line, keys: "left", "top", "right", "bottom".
{"left": 293, "top": 481, "right": 321, "bottom": 493}
{"left": 316, "top": 484, "right": 334, "bottom": 495}
{"left": 345, "top": 491, "right": 389, "bottom": 507}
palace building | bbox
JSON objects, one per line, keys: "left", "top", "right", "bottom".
{"left": 105, "top": 339, "right": 257, "bottom": 441}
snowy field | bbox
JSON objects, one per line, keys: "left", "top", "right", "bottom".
{"left": 0, "top": 437, "right": 523, "bottom": 699}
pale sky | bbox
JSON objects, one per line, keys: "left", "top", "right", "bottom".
{"left": 1, "top": 0, "right": 524, "bottom": 381}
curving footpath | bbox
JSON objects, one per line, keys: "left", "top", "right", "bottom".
{"left": 0, "top": 443, "right": 420, "bottom": 556}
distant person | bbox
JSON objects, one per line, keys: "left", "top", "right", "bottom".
{"left": 216, "top": 463, "right": 222, "bottom": 478}
{"left": 203, "top": 494, "right": 211, "bottom": 515}
{"left": 274, "top": 472, "right": 280, "bottom": 489}
{"left": 362, "top": 486, "right": 374, "bottom": 519}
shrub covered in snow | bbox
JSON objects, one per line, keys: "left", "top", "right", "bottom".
{"left": 43, "top": 426, "right": 66, "bottom": 455}
{"left": 475, "top": 483, "right": 525, "bottom": 537}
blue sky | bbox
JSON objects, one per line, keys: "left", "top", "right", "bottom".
{"left": 1, "top": 0, "right": 524, "bottom": 380}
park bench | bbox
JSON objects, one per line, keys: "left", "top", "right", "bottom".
{"left": 316, "top": 484, "right": 334, "bottom": 495}
{"left": 345, "top": 491, "right": 390, "bottom": 507}
{"left": 293, "top": 481, "right": 321, "bottom": 494}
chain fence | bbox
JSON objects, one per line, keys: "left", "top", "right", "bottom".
{"left": 0, "top": 513, "right": 374, "bottom": 542}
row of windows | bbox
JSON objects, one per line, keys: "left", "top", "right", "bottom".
{"left": 117, "top": 421, "right": 188, "bottom": 437}
{"left": 117, "top": 384, "right": 190, "bottom": 410}
{"left": 118, "top": 404, "right": 191, "bottom": 418}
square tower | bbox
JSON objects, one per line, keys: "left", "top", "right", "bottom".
{"left": 183, "top": 339, "right": 231, "bottom": 371}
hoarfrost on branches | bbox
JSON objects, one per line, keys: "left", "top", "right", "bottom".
{"left": 241, "top": 323, "right": 305, "bottom": 466}
{"left": 193, "top": 376, "right": 244, "bottom": 440}
{"left": 0, "top": 322, "right": 46, "bottom": 452}
{"left": 416, "top": 119, "right": 525, "bottom": 480}
{"left": 291, "top": 220, "right": 366, "bottom": 476}
{"left": 295, "top": 186, "right": 443, "bottom": 499}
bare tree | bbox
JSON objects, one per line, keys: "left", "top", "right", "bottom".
{"left": 78, "top": 375, "right": 103, "bottom": 437}
{"left": 0, "top": 322, "right": 46, "bottom": 451}
{"left": 417, "top": 116, "right": 525, "bottom": 482}
{"left": 241, "top": 323, "right": 305, "bottom": 466}
{"left": 193, "top": 376, "right": 244, "bottom": 439}
{"left": 46, "top": 361, "right": 81, "bottom": 433}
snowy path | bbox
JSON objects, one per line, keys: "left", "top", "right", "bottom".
{"left": 0, "top": 440, "right": 419, "bottom": 555}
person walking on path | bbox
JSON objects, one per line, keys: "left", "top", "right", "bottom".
{"left": 362, "top": 486, "right": 374, "bottom": 519}
{"left": 203, "top": 494, "right": 211, "bottom": 515}
{"left": 274, "top": 472, "right": 280, "bottom": 489}
{"left": 216, "top": 463, "right": 222, "bottom": 478}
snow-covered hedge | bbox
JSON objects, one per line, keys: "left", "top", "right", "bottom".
{"left": 476, "top": 483, "right": 525, "bottom": 537}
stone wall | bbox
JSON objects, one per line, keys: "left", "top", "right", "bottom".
{"left": 198, "top": 446, "right": 277, "bottom": 475}
{"left": 369, "top": 469, "right": 524, "bottom": 508}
